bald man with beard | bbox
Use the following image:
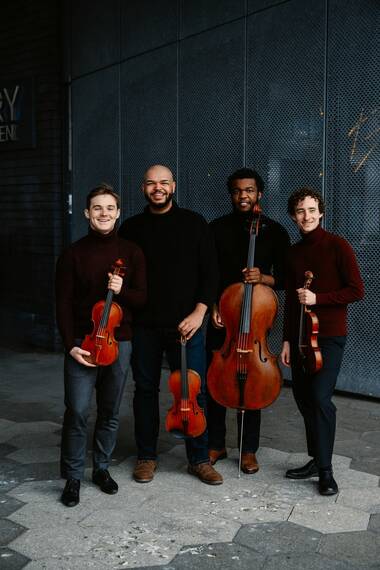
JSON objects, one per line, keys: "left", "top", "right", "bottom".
{"left": 119, "top": 165, "right": 223, "bottom": 486}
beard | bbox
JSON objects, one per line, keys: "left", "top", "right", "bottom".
{"left": 145, "top": 191, "right": 174, "bottom": 210}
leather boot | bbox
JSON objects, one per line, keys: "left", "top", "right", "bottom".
{"left": 133, "top": 459, "right": 157, "bottom": 483}
{"left": 188, "top": 462, "right": 223, "bottom": 485}
{"left": 61, "top": 479, "right": 80, "bottom": 507}
{"left": 241, "top": 452, "right": 259, "bottom": 474}
{"left": 285, "top": 459, "right": 318, "bottom": 479}
{"left": 208, "top": 448, "right": 227, "bottom": 465}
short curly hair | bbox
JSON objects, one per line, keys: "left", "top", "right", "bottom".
{"left": 287, "top": 187, "right": 325, "bottom": 216}
{"left": 227, "top": 168, "right": 264, "bottom": 194}
{"left": 86, "top": 183, "right": 120, "bottom": 209}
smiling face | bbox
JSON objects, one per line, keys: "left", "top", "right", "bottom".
{"left": 142, "top": 165, "right": 176, "bottom": 213}
{"left": 292, "top": 196, "right": 323, "bottom": 233}
{"left": 230, "top": 178, "right": 261, "bottom": 213}
{"left": 84, "top": 193, "right": 120, "bottom": 234}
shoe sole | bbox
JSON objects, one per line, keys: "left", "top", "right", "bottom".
{"left": 133, "top": 477, "right": 154, "bottom": 483}
{"left": 285, "top": 472, "right": 319, "bottom": 479}
{"left": 242, "top": 467, "right": 259, "bottom": 475}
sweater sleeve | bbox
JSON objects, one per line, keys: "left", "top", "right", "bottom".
{"left": 117, "top": 244, "right": 147, "bottom": 309}
{"left": 55, "top": 249, "right": 76, "bottom": 352}
{"left": 316, "top": 238, "right": 365, "bottom": 306}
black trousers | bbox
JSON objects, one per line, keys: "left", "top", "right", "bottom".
{"left": 206, "top": 325, "right": 261, "bottom": 453}
{"left": 291, "top": 336, "right": 346, "bottom": 469}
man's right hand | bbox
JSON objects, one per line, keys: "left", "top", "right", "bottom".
{"left": 69, "top": 346, "right": 97, "bottom": 367}
{"left": 211, "top": 304, "right": 225, "bottom": 329}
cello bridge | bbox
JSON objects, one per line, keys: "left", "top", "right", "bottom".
{"left": 236, "top": 349, "right": 253, "bottom": 354}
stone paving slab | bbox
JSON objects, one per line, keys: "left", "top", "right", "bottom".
{"left": 318, "top": 530, "right": 380, "bottom": 566}
{"left": 5, "top": 446, "right": 380, "bottom": 568}
{"left": 289, "top": 503, "right": 370, "bottom": 534}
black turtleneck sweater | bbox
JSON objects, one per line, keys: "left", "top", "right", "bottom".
{"left": 210, "top": 211, "right": 290, "bottom": 298}
{"left": 55, "top": 228, "right": 146, "bottom": 351}
{"left": 118, "top": 202, "right": 218, "bottom": 328}
{"left": 283, "top": 225, "right": 364, "bottom": 341}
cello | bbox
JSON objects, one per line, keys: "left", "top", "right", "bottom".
{"left": 166, "top": 336, "right": 207, "bottom": 439}
{"left": 81, "top": 258, "right": 126, "bottom": 366}
{"left": 298, "top": 270, "right": 323, "bottom": 374}
{"left": 207, "top": 203, "right": 282, "bottom": 474}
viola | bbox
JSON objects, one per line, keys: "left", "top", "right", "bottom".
{"left": 298, "top": 270, "right": 323, "bottom": 374}
{"left": 165, "top": 336, "right": 207, "bottom": 439}
{"left": 81, "top": 258, "right": 126, "bottom": 366}
{"left": 207, "top": 203, "right": 282, "bottom": 473}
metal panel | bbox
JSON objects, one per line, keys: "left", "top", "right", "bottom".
{"left": 71, "top": 0, "right": 120, "bottom": 78}
{"left": 121, "top": 45, "right": 177, "bottom": 218}
{"left": 325, "top": 0, "right": 380, "bottom": 396}
{"left": 248, "top": 0, "right": 292, "bottom": 14}
{"left": 246, "top": 0, "right": 325, "bottom": 356}
{"left": 246, "top": 0, "right": 325, "bottom": 241}
{"left": 180, "top": 0, "right": 245, "bottom": 38}
{"left": 121, "top": 0, "right": 178, "bottom": 60}
{"left": 72, "top": 66, "right": 120, "bottom": 241}
{"left": 179, "top": 20, "right": 245, "bottom": 219}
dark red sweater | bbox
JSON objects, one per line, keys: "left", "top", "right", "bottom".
{"left": 56, "top": 228, "right": 146, "bottom": 352}
{"left": 283, "top": 225, "right": 364, "bottom": 341}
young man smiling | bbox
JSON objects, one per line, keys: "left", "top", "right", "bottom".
{"left": 281, "top": 187, "right": 364, "bottom": 495}
{"left": 56, "top": 184, "right": 146, "bottom": 506}
{"left": 206, "top": 168, "right": 290, "bottom": 474}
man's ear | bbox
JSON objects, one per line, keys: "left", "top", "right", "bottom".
{"left": 172, "top": 181, "right": 176, "bottom": 193}
{"left": 84, "top": 209, "right": 90, "bottom": 219}
{"left": 116, "top": 209, "right": 120, "bottom": 219}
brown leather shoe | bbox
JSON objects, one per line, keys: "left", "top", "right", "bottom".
{"left": 133, "top": 459, "right": 157, "bottom": 483}
{"left": 208, "top": 448, "right": 227, "bottom": 465}
{"left": 241, "top": 452, "right": 259, "bottom": 474}
{"left": 188, "top": 462, "right": 223, "bottom": 485}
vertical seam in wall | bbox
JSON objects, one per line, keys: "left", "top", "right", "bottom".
{"left": 321, "top": 0, "right": 330, "bottom": 230}
{"left": 176, "top": 1, "right": 180, "bottom": 203}
{"left": 118, "top": 0, "right": 123, "bottom": 214}
{"left": 243, "top": 0, "right": 248, "bottom": 166}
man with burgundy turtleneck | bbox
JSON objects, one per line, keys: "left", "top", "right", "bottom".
{"left": 206, "top": 168, "right": 290, "bottom": 474}
{"left": 281, "top": 187, "right": 364, "bottom": 495}
{"left": 56, "top": 184, "right": 146, "bottom": 507}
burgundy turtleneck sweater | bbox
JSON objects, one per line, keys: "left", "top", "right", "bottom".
{"left": 55, "top": 228, "right": 146, "bottom": 352}
{"left": 283, "top": 224, "right": 364, "bottom": 341}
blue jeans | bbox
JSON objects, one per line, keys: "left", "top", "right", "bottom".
{"left": 132, "top": 326, "right": 209, "bottom": 465}
{"left": 60, "top": 340, "right": 132, "bottom": 480}
{"left": 291, "top": 336, "right": 346, "bottom": 469}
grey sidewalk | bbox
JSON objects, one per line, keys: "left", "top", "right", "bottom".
{"left": 0, "top": 347, "right": 379, "bottom": 569}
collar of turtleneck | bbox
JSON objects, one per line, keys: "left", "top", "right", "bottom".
{"left": 88, "top": 226, "right": 118, "bottom": 240}
{"left": 144, "top": 200, "right": 179, "bottom": 217}
{"left": 300, "top": 224, "right": 325, "bottom": 245}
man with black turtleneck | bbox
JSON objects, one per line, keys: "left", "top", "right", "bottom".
{"left": 119, "top": 164, "right": 223, "bottom": 486}
{"left": 206, "top": 168, "right": 290, "bottom": 474}
{"left": 56, "top": 184, "right": 146, "bottom": 507}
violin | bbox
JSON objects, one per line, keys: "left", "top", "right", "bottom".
{"left": 207, "top": 203, "right": 282, "bottom": 473}
{"left": 298, "top": 270, "right": 323, "bottom": 374}
{"left": 81, "top": 258, "right": 126, "bottom": 366}
{"left": 165, "top": 336, "right": 207, "bottom": 439}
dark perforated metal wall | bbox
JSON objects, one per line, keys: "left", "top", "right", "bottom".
{"left": 69, "top": 0, "right": 379, "bottom": 396}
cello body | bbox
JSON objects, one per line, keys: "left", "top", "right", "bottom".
{"left": 207, "top": 282, "right": 282, "bottom": 410}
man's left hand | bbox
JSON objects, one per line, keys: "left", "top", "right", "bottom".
{"left": 242, "top": 267, "right": 262, "bottom": 284}
{"left": 178, "top": 303, "right": 207, "bottom": 340}
{"left": 297, "top": 288, "right": 316, "bottom": 305}
{"left": 108, "top": 273, "right": 123, "bottom": 295}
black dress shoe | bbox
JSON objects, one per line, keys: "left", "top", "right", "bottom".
{"left": 319, "top": 470, "right": 338, "bottom": 496}
{"left": 286, "top": 459, "right": 318, "bottom": 479}
{"left": 92, "top": 469, "right": 118, "bottom": 494}
{"left": 61, "top": 479, "right": 80, "bottom": 507}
